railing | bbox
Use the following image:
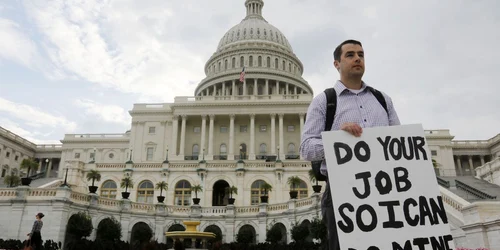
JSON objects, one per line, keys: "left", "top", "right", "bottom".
{"left": 455, "top": 180, "right": 497, "bottom": 199}
{"left": 436, "top": 176, "right": 450, "bottom": 188}
{"left": 0, "top": 126, "right": 37, "bottom": 149}
{"left": 133, "top": 163, "right": 162, "bottom": 169}
{"left": 213, "top": 155, "right": 227, "bottom": 160}
{"left": 36, "top": 144, "right": 62, "bottom": 150}
{"left": 64, "top": 134, "right": 129, "bottom": 139}
{"left": 96, "top": 163, "right": 126, "bottom": 169}
{"left": 174, "top": 94, "right": 312, "bottom": 103}
{"left": 29, "top": 171, "right": 46, "bottom": 180}
{"left": 201, "top": 207, "right": 227, "bottom": 214}
{"left": 439, "top": 186, "right": 469, "bottom": 223}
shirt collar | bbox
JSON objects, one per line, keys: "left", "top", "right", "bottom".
{"left": 334, "top": 80, "right": 368, "bottom": 95}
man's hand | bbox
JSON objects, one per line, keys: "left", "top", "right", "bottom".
{"left": 340, "top": 123, "right": 363, "bottom": 137}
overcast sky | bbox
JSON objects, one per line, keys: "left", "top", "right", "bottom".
{"left": 0, "top": 0, "right": 499, "bottom": 144}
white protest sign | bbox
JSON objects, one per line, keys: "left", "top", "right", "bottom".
{"left": 322, "top": 124, "right": 455, "bottom": 250}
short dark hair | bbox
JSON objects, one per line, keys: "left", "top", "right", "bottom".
{"left": 333, "top": 39, "right": 362, "bottom": 62}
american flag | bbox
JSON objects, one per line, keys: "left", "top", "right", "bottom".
{"left": 239, "top": 67, "right": 245, "bottom": 82}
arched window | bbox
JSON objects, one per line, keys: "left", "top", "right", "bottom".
{"left": 192, "top": 144, "right": 199, "bottom": 156}
{"left": 137, "top": 180, "right": 154, "bottom": 203}
{"left": 218, "top": 62, "right": 221, "bottom": 71}
{"left": 289, "top": 63, "right": 291, "bottom": 72}
{"left": 232, "top": 57, "right": 236, "bottom": 68}
{"left": 258, "top": 56, "right": 262, "bottom": 67}
{"left": 100, "top": 180, "right": 117, "bottom": 199}
{"left": 288, "top": 143, "right": 296, "bottom": 154}
{"left": 291, "top": 179, "right": 308, "bottom": 199}
{"left": 220, "top": 144, "right": 227, "bottom": 155}
{"left": 174, "top": 180, "right": 192, "bottom": 206}
{"left": 240, "top": 56, "right": 244, "bottom": 67}
{"left": 225, "top": 59, "right": 228, "bottom": 70}
{"left": 259, "top": 143, "right": 267, "bottom": 154}
{"left": 249, "top": 56, "right": 253, "bottom": 67}
{"left": 275, "top": 58, "right": 278, "bottom": 69}
{"left": 267, "top": 57, "right": 271, "bottom": 68}
{"left": 251, "top": 180, "right": 268, "bottom": 205}
{"left": 282, "top": 60, "right": 285, "bottom": 70}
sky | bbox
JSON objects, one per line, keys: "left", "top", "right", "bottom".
{"left": 0, "top": 0, "right": 499, "bottom": 144}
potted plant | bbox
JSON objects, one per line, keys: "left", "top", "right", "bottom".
{"left": 226, "top": 185, "right": 238, "bottom": 205}
{"left": 86, "top": 169, "right": 101, "bottom": 194}
{"left": 156, "top": 181, "right": 168, "bottom": 203}
{"left": 287, "top": 176, "right": 301, "bottom": 199}
{"left": 260, "top": 182, "right": 273, "bottom": 203}
{"left": 191, "top": 184, "right": 203, "bottom": 205}
{"left": 120, "top": 177, "right": 134, "bottom": 199}
{"left": 4, "top": 174, "right": 21, "bottom": 187}
{"left": 20, "top": 158, "right": 39, "bottom": 186}
{"left": 309, "top": 169, "right": 322, "bottom": 193}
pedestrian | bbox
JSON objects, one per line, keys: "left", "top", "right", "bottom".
{"left": 300, "top": 39, "right": 401, "bottom": 250}
{"left": 27, "top": 212, "right": 45, "bottom": 250}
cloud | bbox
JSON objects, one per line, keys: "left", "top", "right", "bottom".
{"left": 74, "top": 99, "right": 130, "bottom": 126}
{"left": 0, "top": 18, "right": 40, "bottom": 69}
{"left": 0, "top": 118, "right": 61, "bottom": 145}
{"left": 0, "top": 97, "right": 77, "bottom": 132}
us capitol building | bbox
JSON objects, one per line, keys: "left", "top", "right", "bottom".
{"left": 1, "top": 0, "right": 500, "bottom": 248}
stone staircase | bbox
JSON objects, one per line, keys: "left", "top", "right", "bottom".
{"left": 0, "top": 177, "right": 61, "bottom": 188}
{"left": 437, "top": 175, "right": 500, "bottom": 202}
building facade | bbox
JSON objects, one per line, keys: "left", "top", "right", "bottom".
{"left": 1, "top": 0, "right": 500, "bottom": 248}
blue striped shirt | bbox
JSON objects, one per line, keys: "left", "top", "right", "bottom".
{"left": 300, "top": 81, "right": 401, "bottom": 175}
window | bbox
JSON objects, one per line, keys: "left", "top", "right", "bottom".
{"left": 220, "top": 126, "right": 228, "bottom": 133}
{"left": 90, "top": 152, "right": 95, "bottom": 159}
{"left": 240, "top": 126, "right": 248, "bottom": 132}
{"left": 109, "top": 153, "right": 114, "bottom": 159}
{"left": 75, "top": 153, "right": 80, "bottom": 159}
{"left": 275, "top": 58, "right": 278, "bottom": 69}
{"left": 14, "top": 155, "right": 19, "bottom": 161}
{"left": 251, "top": 180, "right": 269, "bottom": 205}
{"left": 240, "top": 56, "right": 244, "bottom": 67}
{"left": 260, "top": 125, "right": 267, "bottom": 132}
{"left": 232, "top": 57, "right": 236, "bottom": 68}
{"left": 100, "top": 180, "right": 117, "bottom": 199}
{"left": 287, "top": 143, "right": 296, "bottom": 154}
{"left": 249, "top": 56, "right": 253, "bottom": 67}
{"left": 174, "top": 180, "right": 192, "bottom": 206}
{"left": 149, "top": 127, "right": 156, "bottom": 134}
{"left": 287, "top": 125, "right": 295, "bottom": 132}
{"left": 282, "top": 60, "right": 285, "bottom": 70}
{"left": 220, "top": 144, "right": 227, "bottom": 155}
{"left": 192, "top": 144, "right": 199, "bottom": 156}
{"left": 292, "top": 180, "right": 308, "bottom": 199}
{"left": 224, "top": 59, "right": 228, "bottom": 70}
{"left": 431, "top": 150, "right": 437, "bottom": 156}
{"left": 193, "top": 127, "right": 201, "bottom": 133}
{"left": 218, "top": 61, "right": 221, "bottom": 71}
{"left": 137, "top": 181, "right": 154, "bottom": 203}
{"left": 146, "top": 147, "right": 154, "bottom": 161}
{"left": 259, "top": 144, "right": 267, "bottom": 154}
{"left": 6, "top": 152, "right": 10, "bottom": 158}
{"left": 258, "top": 56, "right": 262, "bottom": 67}
{"left": 267, "top": 57, "right": 271, "bottom": 68}
{"left": 289, "top": 63, "right": 291, "bottom": 72}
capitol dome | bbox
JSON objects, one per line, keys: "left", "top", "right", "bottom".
{"left": 194, "top": 0, "right": 313, "bottom": 98}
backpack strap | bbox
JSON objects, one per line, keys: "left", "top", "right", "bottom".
{"left": 323, "top": 88, "right": 337, "bottom": 131}
{"left": 366, "top": 86, "right": 388, "bottom": 113}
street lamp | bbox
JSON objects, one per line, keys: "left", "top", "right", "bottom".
{"left": 276, "top": 146, "right": 281, "bottom": 162}
{"left": 126, "top": 148, "right": 133, "bottom": 164}
{"left": 60, "top": 167, "right": 69, "bottom": 188}
{"left": 45, "top": 159, "right": 49, "bottom": 178}
{"left": 163, "top": 146, "right": 169, "bottom": 164}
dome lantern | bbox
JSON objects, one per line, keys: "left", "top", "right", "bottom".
{"left": 245, "top": 0, "right": 264, "bottom": 20}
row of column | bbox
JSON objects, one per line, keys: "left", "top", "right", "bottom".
{"left": 37, "top": 158, "right": 54, "bottom": 177}
{"left": 455, "top": 155, "right": 488, "bottom": 176}
{"left": 172, "top": 113, "right": 305, "bottom": 160}
{"left": 201, "top": 79, "right": 305, "bottom": 96}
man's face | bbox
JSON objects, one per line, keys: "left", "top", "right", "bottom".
{"left": 334, "top": 43, "right": 365, "bottom": 78}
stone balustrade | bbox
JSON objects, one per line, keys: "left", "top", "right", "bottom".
{"left": 93, "top": 161, "right": 310, "bottom": 170}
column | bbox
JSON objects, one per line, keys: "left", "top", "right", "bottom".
{"left": 232, "top": 80, "right": 236, "bottom": 96}
{"left": 47, "top": 158, "right": 53, "bottom": 178}
{"left": 253, "top": 79, "right": 257, "bottom": 95}
{"left": 456, "top": 156, "right": 463, "bottom": 176}
{"left": 265, "top": 79, "right": 269, "bottom": 95}
{"left": 213, "top": 85, "right": 216, "bottom": 96}
{"left": 299, "top": 113, "right": 305, "bottom": 160}
{"left": 171, "top": 116, "right": 179, "bottom": 156}
{"left": 294, "top": 86, "right": 297, "bottom": 95}
{"left": 38, "top": 158, "right": 44, "bottom": 173}
{"left": 222, "top": 82, "right": 226, "bottom": 96}
{"left": 249, "top": 114, "right": 255, "bottom": 160}
{"left": 286, "top": 83, "right": 289, "bottom": 95}
{"left": 179, "top": 115, "right": 187, "bottom": 157}
{"left": 468, "top": 155, "right": 474, "bottom": 175}
{"left": 278, "top": 113, "right": 284, "bottom": 159}
{"left": 208, "top": 114, "right": 215, "bottom": 159}
{"left": 275, "top": 81, "right": 279, "bottom": 95}
{"left": 270, "top": 114, "right": 276, "bottom": 154}
{"left": 229, "top": 114, "right": 235, "bottom": 160}
{"left": 480, "top": 155, "right": 485, "bottom": 166}
{"left": 200, "top": 115, "right": 207, "bottom": 159}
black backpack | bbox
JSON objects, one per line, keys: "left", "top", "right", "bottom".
{"left": 310, "top": 86, "right": 388, "bottom": 181}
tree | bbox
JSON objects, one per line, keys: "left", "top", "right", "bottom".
{"left": 66, "top": 211, "right": 94, "bottom": 240}
{"left": 290, "top": 223, "right": 309, "bottom": 243}
{"left": 3, "top": 175, "right": 20, "bottom": 187}
{"left": 266, "top": 224, "right": 283, "bottom": 244}
{"left": 260, "top": 182, "right": 273, "bottom": 193}
{"left": 86, "top": 170, "right": 101, "bottom": 187}
{"left": 432, "top": 159, "right": 440, "bottom": 168}
{"left": 96, "top": 217, "right": 122, "bottom": 241}
{"left": 20, "top": 158, "right": 38, "bottom": 177}
{"left": 191, "top": 184, "right": 203, "bottom": 199}
{"left": 226, "top": 185, "right": 238, "bottom": 199}
{"left": 287, "top": 176, "right": 302, "bottom": 191}
{"left": 120, "top": 177, "right": 134, "bottom": 193}
{"left": 308, "top": 169, "right": 318, "bottom": 186}
{"left": 156, "top": 181, "right": 168, "bottom": 197}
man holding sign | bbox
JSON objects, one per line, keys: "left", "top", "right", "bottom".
{"left": 300, "top": 39, "right": 401, "bottom": 250}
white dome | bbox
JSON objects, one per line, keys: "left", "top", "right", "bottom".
{"left": 217, "top": 18, "right": 293, "bottom": 52}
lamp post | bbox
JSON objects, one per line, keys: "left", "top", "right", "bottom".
{"left": 60, "top": 167, "right": 69, "bottom": 188}
{"left": 276, "top": 146, "right": 281, "bottom": 162}
{"left": 126, "top": 148, "right": 133, "bottom": 164}
{"left": 45, "top": 158, "right": 49, "bottom": 177}
{"left": 163, "top": 146, "right": 169, "bottom": 164}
